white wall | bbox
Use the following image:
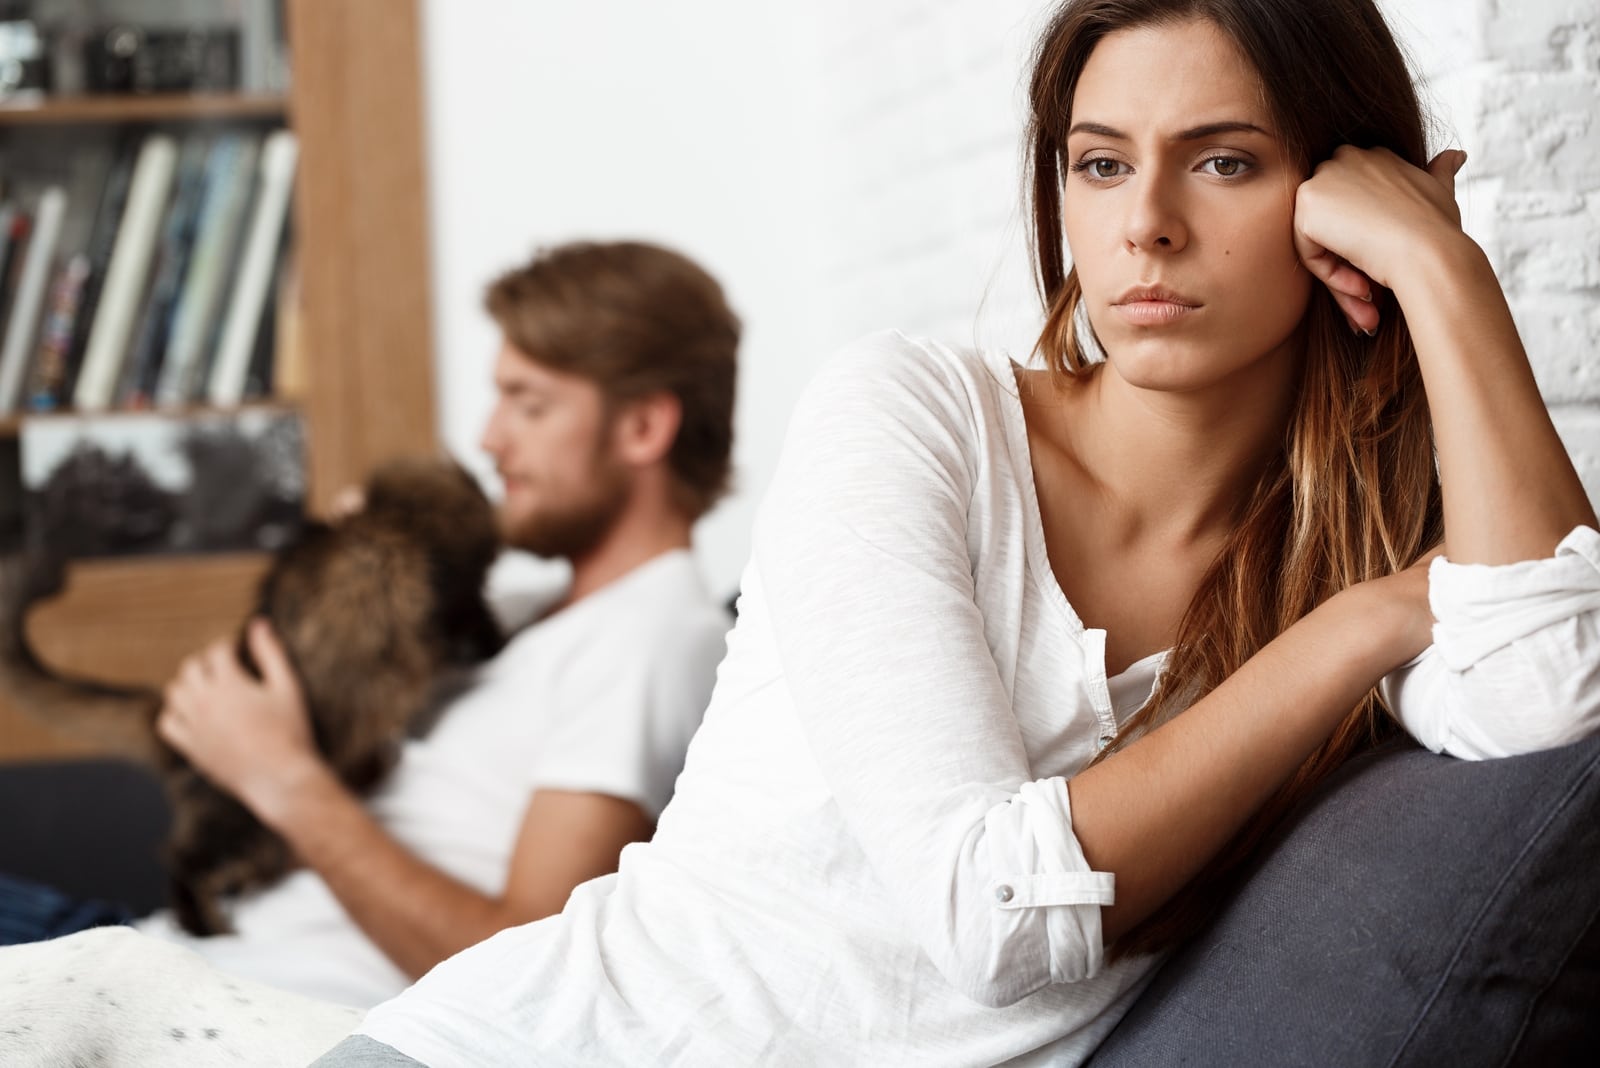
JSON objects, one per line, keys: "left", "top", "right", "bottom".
{"left": 421, "top": 0, "right": 1600, "bottom": 597}
{"left": 419, "top": 1, "right": 830, "bottom": 596}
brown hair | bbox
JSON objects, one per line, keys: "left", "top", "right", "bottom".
{"left": 486, "top": 240, "right": 740, "bottom": 520}
{"left": 1025, "top": 0, "right": 1445, "bottom": 956}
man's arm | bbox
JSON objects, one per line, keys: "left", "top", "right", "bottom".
{"left": 159, "top": 620, "right": 653, "bottom": 978}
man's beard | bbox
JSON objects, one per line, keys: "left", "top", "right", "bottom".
{"left": 498, "top": 452, "right": 631, "bottom": 560}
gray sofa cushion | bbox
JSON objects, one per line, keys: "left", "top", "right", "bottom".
{"left": 1087, "top": 732, "right": 1600, "bottom": 1067}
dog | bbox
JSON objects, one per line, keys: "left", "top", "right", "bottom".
{"left": 0, "top": 927, "right": 363, "bottom": 1067}
{"left": 0, "top": 457, "right": 503, "bottom": 936}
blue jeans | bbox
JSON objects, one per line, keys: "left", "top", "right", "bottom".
{"left": 0, "top": 871, "right": 134, "bottom": 945}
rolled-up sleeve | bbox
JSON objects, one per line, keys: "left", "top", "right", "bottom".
{"left": 1380, "top": 525, "right": 1600, "bottom": 759}
{"left": 753, "top": 334, "right": 1112, "bottom": 1007}
{"left": 982, "top": 780, "right": 1115, "bottom": 985}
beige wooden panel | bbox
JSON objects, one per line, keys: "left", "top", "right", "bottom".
{"left": 289, "top": 0, "right": 438, "bottom": 513}
{"left": 0, "top": 555, "right": 269, "bottom": 762}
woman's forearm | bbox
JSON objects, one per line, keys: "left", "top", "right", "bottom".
{"left": 1395, "top": 235, "right": 1596, "bottom": 564}
{"left": 1068, "top": 578, "right": 1425, "bottom": 943}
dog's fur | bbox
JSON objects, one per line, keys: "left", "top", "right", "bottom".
{"left": 0, "top": 457, "right": 503, "bottom": 936}
{"left": 0, "top": 927, "right": 364, "bottom": 1066}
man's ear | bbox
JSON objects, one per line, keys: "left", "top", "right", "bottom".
{"left": 611, "top": 391, "right": 683, "bottom": 467}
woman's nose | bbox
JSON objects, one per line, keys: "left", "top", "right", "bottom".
{"left": 1124, "top": 176, "right": 1189, "bottom": 253}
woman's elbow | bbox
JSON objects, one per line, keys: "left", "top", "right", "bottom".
{"left": 1441, "top": 654, "right": 1600, "bottom": 759}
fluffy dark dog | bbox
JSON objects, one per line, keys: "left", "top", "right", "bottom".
{"left": 0, "top": 457, "right": 503, "bottom": 936}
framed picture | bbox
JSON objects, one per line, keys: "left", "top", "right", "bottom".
{"left": 20, "top": 407, "right": 304, "bottom": 558}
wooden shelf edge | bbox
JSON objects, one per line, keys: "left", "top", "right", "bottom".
{"left": 0, "top": 93, "right": 289, "bottom": 125}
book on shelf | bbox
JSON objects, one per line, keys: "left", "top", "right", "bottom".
{"left": 0, "top": 203, "right": 29, "bottom": 412}
{"left": 50, "top": 135, "right": 140, "bottom": 412}
{"left": 0, "top": 204, "right": 19, "bottom": 293}
{"left": 208, "top": 128, "right": 297, "bottom": 407}
{"left": 0, "top": 117, "right": 297, "bottom": 420}
{"left": 0, "top": 205, "right": 29, "bottom": 338}
{"left": 73, "top": 134, "right": 180, "bottom": 412}
{"left": 0, "top": 434, "right": 20, "bottom": 554}
{"left": 23, "top": 254, "right": 91, "bottom": 411}
{"left": 155, "top": 133, "right": 261, "bottom": 409}
{"left": 241, "top": 242, "right": 287, "bottom": 402}
{"left": 0, "top": 186, "right": 66, "bottom": 415}
{"left": 116, "top": 135, "right": 211, "bottom": 409}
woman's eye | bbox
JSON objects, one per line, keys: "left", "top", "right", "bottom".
{"left": 1073, "top": 157, "right": 1126, "bottom": 179}
{"left": 1201, "top": 156, "right": 1248, "bottom": 177}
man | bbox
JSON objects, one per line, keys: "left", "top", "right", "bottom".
{"left": 128, "top": 240, "right": 738, "bottom": 1006}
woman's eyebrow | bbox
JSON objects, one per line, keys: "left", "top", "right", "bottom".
{"left": 1066, "top": 120, "right": 1273, "bottom": 141}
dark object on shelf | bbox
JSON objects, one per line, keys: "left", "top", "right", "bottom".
{"left": 0, "top": 456, "right": 505, "bottom": 936}
{"left": 84, "top": 25, "right": 239, "bottom": 95}
{"left": 28, "top": 441, "right": 179, "bottom": 557}
{"left": 21, "top": 409, "right": 306, "bottom": 558}
{"left": 0, "top": 15, "right": 50, "bottom": 98}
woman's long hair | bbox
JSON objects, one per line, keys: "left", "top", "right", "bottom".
{"left": 1024, "top": 0, "right": 1445, "bottom": 957}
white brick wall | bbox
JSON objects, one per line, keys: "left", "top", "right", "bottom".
{"left": 806, "top": 0, "right": 1046, "bottom": 357}
{"left": 804, "top": 0, "right": 1600, "bottom": 501}
{"left": 1392, "top": 0, "right": 1600, "bottom": 503}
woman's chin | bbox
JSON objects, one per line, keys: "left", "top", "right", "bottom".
{"left": 1101, "top": 331, "right": 1301, "bottom": 397}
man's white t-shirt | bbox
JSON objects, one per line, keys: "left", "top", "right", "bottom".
{"left": 137, "top": 548, "right": 729, "bottom": 1007}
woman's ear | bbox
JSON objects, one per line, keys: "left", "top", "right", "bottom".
{"left": 611, "top": 391, "right": 684, "bottom": 467}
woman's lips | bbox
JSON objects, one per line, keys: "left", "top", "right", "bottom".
{"left": 1113, "top": 299, "right": 1200, "bottom": 326}
{"left": 1112, "top": 285, "right": 1201, "bottom": 327}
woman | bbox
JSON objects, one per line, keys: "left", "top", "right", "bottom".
{"left": 331, "top": 0, "right": 1600, "bottom": 1063}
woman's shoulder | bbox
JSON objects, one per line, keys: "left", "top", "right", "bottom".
{"left": 804, "top": 330, "right": 1020, "bottom": 427}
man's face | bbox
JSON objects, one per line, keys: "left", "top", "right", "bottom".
{"left": 479, "top": 342, "right": 631, "bottom": 560}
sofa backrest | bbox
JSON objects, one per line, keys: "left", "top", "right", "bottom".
{"left": 1087, "top": 732, "right": 1600, "bottom": 1066}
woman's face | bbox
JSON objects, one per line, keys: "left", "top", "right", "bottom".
{"left": 1062, "top": 18, "right": 1312, "bottom": 394}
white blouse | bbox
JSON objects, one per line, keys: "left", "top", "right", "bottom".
{"left": 360, "top": 332, "right": 1600, "bottom": 1067}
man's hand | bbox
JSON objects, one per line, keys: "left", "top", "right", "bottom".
{"left": 158, "top": 619, "right": 333, "bottom": 822}
{"left": 160, "top": 617, "right": 655, "bottom": 980}
{"left": 329, "top": 484, "right": 366, "bottom": 519}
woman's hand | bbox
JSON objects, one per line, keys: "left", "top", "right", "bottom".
{"left": 1294, "top": 146, "right": 1469, "bottom": 334}
{"left": 157, "top": 618, "right": 333, "bottom": 823}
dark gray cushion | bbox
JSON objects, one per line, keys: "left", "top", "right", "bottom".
{"left": 1088, "top": 732, "right": 1600, "bottom": 1067}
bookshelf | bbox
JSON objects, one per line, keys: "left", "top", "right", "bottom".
{"left": 0, "top": 94, "right": 288, "bottom": 125}
{"left": 0, "top": 0, "right": 438, "bottom": 761}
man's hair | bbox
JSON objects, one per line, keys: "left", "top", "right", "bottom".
{"left": 485, "top": 241, "right": 740, "bottom": 520}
